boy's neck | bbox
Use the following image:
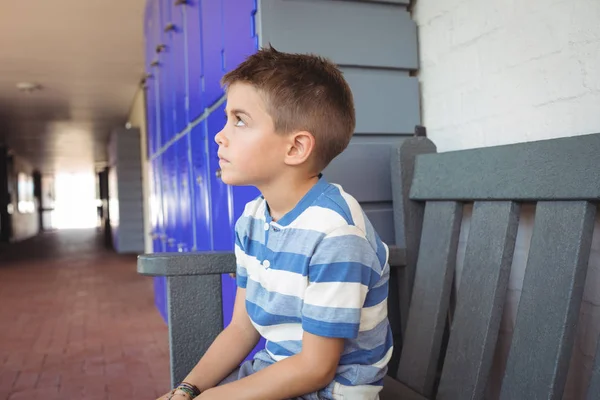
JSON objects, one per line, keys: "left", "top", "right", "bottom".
{"left": 259, "top": 173, "right": 321, "bottom": 222}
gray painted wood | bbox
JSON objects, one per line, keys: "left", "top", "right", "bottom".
{"left": 500, "top": 201, "right": 596, "bottom": 400}
{"left": 587, "top": 339, "right": 600, "bottom": 400}
{"left": 397, "top": 201, "right": 463, "bottom": 397}
{"left": 342, "top": 69, "right": 420, "bottom": 134}
{"left": 391, "top": 137, "right": 437, "bottom": 334}
{"left": 363, "top": 0, "right": 410, "bottom": 4}
{"left": 137, "top": 252, "right": 237, "bottom": 276}
{"left": 388, "top": 245, "right": 406, "bottom": 268}
{"left": 381, "top": 376, "right": 428, "bottom": 400}
{"left": 168, "top": 274, "right": 224, "bottom": 386}
{"left": 324, "top": 137, "right": 405, "bottom": 203}
{"left": 363, "top": 204, "right": 395, "bottom": 244}
{"left": 258, "top": 0, "right": 421, "bottom": 246}
{"left": 437, "top": 201, "right": 520, "bottom": 400}
{"left": 258, "top": 0, "right": 418, "bottom": 70}
{"left": 109, "top": 127, "right": 145, "bottom": 253}
{"left": 410, "top": 133, "right": 600, "bottom": 201}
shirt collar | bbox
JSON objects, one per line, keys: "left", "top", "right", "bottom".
{"left": 264, "top": 174, "right": 328, "bottom": 227}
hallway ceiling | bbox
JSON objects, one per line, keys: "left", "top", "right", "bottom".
{"left": 0, "top": 0, "right": 146, "bottom": 173}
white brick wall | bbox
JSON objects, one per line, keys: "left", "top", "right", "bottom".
{"left": 413, "top": 1, "right": 600, "bottom": 398}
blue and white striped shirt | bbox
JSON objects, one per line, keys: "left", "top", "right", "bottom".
{"left": 235, "top": 176, "right": 393, "bottom": 398}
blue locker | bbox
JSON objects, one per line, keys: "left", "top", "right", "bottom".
{"left": 190, "top": 121, "right": 212, "bottom": 252}
{"left": 148, "top": 159, "right": 159, "bottom": 251}
{"left": 170, "top": 1, "right": 188, "bottom": 134}
{"left": 201, "top": 0, "right": 225, "bottom": 109}
{"left": 177, "top": 135, "right": 193, "bottom": 252}
{"left": 184, "top": 0, "right": 204, "bottom": 121}
{"left": 154, "top": 276, "right": 168, "bottom": 323}
{"left": 152, "top": 155, "right": 167, "bottom": 252}
{"left": 153, "top": 154, "right": 168, "bottom": 323}
{"left": 159, "top": 0, "right": 175, "bottom": 146}
{"left": 222, "top": 0, "right": 258, "bottom": 72}
{"left": 146, "top": 74, "right": 158, "bottom": 157}
{"left": 207, "top": 104, "right": 234, "bottom": 251}
{"left": 145, "top": 0, "right": 160, "bottom": 156}
{"left": 163, "top": 145, "right": 178, "bottom": 252}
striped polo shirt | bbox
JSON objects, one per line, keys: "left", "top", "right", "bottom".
{"left": 234, "top": 176, "right": 393, "bottom": 398}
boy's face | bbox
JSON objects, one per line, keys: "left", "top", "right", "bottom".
{"left": 215, "top": 82, "right": 289, "bottom": 187}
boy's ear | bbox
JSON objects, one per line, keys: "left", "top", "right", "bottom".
{"left": 284, "top": 131, "right": 316, "bottom": 166}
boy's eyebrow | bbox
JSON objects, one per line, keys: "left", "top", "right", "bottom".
{"left": 226, "top": 108, "right": 252, "bottom": 118}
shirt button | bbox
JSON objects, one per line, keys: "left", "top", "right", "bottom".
{"left": 263, "top": 260, "right": 271, "bottom": 268}
{"left": 264, "top": 223, "right": 270, "bottom": 231}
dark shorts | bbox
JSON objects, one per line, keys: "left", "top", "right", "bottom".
{"left": 218, "top": 358, "right": 331, "bottom": 400}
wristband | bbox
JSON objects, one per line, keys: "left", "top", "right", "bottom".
{"left": 177, "top": 382, "right": 201, "bottom": 398}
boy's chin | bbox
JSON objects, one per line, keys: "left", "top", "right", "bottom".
{"left": 220, "top": 174, "right": 252, "bottom": 187}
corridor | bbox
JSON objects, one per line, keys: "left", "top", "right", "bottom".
{"left": 0, "top": 229, "right": 170, "bottom": 399}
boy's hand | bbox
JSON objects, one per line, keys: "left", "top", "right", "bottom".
{"left": 156, "top": 389, "right": 191, "bottom": 400}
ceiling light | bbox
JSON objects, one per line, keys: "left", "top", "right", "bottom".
{"left": 16, "top": 82, "right": 42, "bottom": 92}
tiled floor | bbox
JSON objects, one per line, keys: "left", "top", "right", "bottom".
{"left": 0, "top": 229, "right": 171, "bottom": 399}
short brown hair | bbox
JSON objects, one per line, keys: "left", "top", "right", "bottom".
{"left": 221, "top": 45, "right": 355, "bottom": 171}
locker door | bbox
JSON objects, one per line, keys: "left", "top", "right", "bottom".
{"left": 162, "top": 145, "right": 178, "bottom": 252}
{"left": 145, "top": 73, "right": 158, "bottom": 157}
{"left": 205, "top": 104, "right": 237, "bottom": 338}
{"left": 151, "top": 158, "right": 165, "bottom": 253}
{"left": 145, "top": 0, "right": 161, "bottom": 156}
{"left": 190, "top": 121, "right": 211, "bottom": 252}
{"left": 177, "top": 135, "right": 193, "bottom": 253}
{"left": 184, "top": 0, "right": 204, "bottom": 122}
{"left": 222, "top": 0, "right": 258, "bottom": 72}
{"left": 153, "top": 154, "right": 168, "bottom": 323}
{"left": 148, "top": 160, "right": 158, "bottom": 251}
{"left": 207, "top": 104, "right": 233, "bottom": 251}
{"left": 170, "top": 1, "right": 188, "bottom": 134}
{"left": 201, "top": 0, "right": 225, "bottom": 109}
{"left": 159, "top": 0, "right": 176, "bottom": 146}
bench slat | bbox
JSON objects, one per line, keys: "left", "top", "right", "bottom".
{"left": 410, "top": 133, "right": 600, "bottom": 201}
{"left": 392, "top": 137, "right": 436, "bottom": 334}
{"left": 587, "top": 338, "right": 600, "bottom": 400}
{"left": 381, "top": 376, "right": 429, "bottom": 400}
{"left": 500, "top": 201, "right": 596, "bottom": 400}
{"left": 437, "top": 201, "right": 520, "bottom": 400}
{"left": 397, "top": 201, "right": 463, "bottom": 397}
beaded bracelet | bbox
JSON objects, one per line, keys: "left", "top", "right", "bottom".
{"left": 177, "top": 382, "right": 201, "bottom": 398}
{"left": 166, "top": 390, "right": 190, "bottom": 400}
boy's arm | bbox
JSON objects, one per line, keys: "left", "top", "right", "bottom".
{"left": 200, "top": 226, "right": 385, "bottom": 400}
{"left": 180, "top": 286, "right": 261, "bottom": 392}
{"left": 198, "top": 332, "right": 344, "bottom": 400}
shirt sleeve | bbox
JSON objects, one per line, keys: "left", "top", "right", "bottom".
{"left": 301, "top": 225, "right": 383, "bottom": 339}
{"left": 234, "top": 218, "right": 248, "bottom": 289}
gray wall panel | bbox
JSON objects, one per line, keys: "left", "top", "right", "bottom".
{"left": 324, "top": 136, "right": 407, "bottom": 203}
{"left": 109, "top": 127, "right": 145, "bottom": 254}
{"left": 344, "top": 68, "right": 420, "bottom": 134}
{"left": 259, "top": 0, "right": 418, "bottom": 70}
{"left": 258, "top": 0, "right": 421, "bottom": 244}
{"left": 364, "top": 205, "right": 395, "bottom": 244}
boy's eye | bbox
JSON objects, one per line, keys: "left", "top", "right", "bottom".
{"left": 234, "top": 116, "right": 246, "bottom": 127}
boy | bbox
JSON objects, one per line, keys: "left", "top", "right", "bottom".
{"left": 163, "top": 46, "right": 392, "bottom": 400}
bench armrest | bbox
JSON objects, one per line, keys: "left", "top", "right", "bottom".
{"left": 137, "top": 252, "right": 236, "bottom": 276}
{"left": 137, "top": 251, "right": 237, "bottom": 386}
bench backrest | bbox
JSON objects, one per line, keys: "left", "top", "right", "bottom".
{"left": 393, "top": 133, "right": 600, "bottom": 399}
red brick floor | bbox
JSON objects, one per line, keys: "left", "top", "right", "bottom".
{"left": 0, "top": 229, "right": 171, "bottom": 399}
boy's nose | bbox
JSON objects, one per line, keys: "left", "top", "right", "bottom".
{"left": 214, "top": 129, "right": 226, "bottom": 146}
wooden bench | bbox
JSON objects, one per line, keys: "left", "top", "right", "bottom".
{"left": 139, "top": 133, "right": 600, "bottom": 399}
